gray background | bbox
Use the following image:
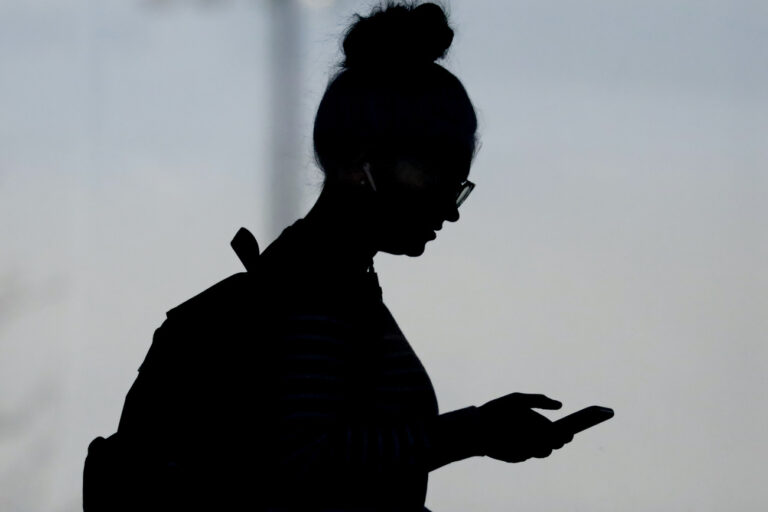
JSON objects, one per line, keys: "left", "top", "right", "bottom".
{"left": 1, "top": 0, "right": 766, "bottom": 510}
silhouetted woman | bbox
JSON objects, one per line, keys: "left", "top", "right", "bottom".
{"left": 252, "top": 3, "right": 573, "bottom": 511}
{"left": 93, "top": 3, "right": 574, "bottom": 512}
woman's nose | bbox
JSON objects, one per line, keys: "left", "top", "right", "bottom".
{"left": 444, "top": 205, "right": 460, "bottom": 223}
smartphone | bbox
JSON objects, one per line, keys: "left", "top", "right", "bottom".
{"left": 554, "top": 406, "right": 614, "bottom": 435}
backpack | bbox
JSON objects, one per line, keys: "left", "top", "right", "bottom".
{"left": 82, "top": 228, "right": 270, "bottom": 511}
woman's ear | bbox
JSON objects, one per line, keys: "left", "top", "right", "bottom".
{"left": 334, "top": 164, "right": 368, "bottom": 188}
{"left": 333, "top": 155, "right": 378, "bottom": 192}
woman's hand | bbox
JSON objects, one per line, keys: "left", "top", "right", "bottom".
{"left": 476, "top": 392, "right": 573, "bottom": 463}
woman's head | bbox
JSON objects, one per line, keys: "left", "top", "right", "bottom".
{"left": 312, "top": 1, "right": 479, "bottom": 256}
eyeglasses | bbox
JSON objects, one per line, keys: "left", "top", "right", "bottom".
{"left": 455, "top": 180, "right": 475, "bottom": 208}
{"left": 363, "top": 164, "right": 475, "bottom": 209}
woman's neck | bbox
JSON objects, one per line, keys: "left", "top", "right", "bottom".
{"left": 301, "top": 183, "right": 378, "bottom": 272}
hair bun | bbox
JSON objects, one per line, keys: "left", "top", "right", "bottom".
{"left": 342, "top": 2, "right": 454, "bottom": 70}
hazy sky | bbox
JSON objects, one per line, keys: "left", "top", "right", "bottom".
{"left": 1, "top": 1, "right": 766, "bottom": 510}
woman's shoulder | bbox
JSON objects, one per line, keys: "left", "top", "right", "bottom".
{"left": 165, "top": 271, "right": 256, "bottom": 322}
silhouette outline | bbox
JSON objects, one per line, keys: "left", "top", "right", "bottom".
{"left": 83, "top": 2, "right": 612, "bottom": 511}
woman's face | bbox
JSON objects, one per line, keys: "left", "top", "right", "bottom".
{"left": 371, "top": 154, "right": 471, "bottom": 256}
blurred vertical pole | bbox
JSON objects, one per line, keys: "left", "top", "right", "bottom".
{"left": 268, "top": 0, "right": 302, "bottom": 239}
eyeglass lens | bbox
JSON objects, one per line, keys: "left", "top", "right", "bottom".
{"left": 456, "top": 181, "right": 475, "bottom": 208}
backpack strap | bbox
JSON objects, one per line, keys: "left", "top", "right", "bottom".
{"left": 230, "top": 227, "right": 259, "bottom": 272}
{"left": 161, "top": 228, "right": 260, "bottom": 320}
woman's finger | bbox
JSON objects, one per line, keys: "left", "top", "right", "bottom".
{"left": 513, "top": 393, "right": 562, "bottom": 410}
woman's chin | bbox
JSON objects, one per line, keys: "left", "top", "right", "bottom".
{"left": 381, "top": 239, "right": 430, "bottom": 257}
{"left": 405, "top": 244, "right": 427, "bottom": 257}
